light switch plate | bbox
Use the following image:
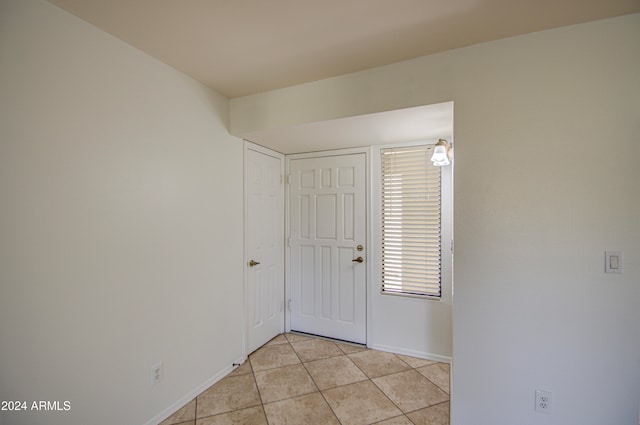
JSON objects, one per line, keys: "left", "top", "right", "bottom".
{"left": 605, "top": 251, "right": 622, "bottom": 274}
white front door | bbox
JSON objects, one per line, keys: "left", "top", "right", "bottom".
{"left": 289, "top": 153, "right": 367, "bottom": 344}
{"left": 245, "top": 143, "right": 285, "bottom": 354}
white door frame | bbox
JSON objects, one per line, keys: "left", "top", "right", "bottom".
{"left": 244, "top": 140, "right": 285, "bottom": 356}
{"left": 284, "top": 147, "right": 370, "bottom": 344}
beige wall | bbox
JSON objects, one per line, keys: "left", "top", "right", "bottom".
{"left": 0, "top": 1, "right": 244, "bottom": 424}
{"left": 2, "top": 1, "right": 638, "bottom": 423}
{"left": 231, "top": 14, "right": 640, "bottom": 425}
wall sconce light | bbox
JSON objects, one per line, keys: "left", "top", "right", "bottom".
{"left": 430, "top": 139, "right": 451, "bottom": 166}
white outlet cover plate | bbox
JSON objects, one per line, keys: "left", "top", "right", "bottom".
{"left": 535, "top": 390, "right": 552, "bottom": 414}
{"left": 150, "top": 362, "right": 163, "bottom": 385}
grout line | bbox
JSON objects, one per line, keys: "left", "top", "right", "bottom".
{"left": 194, "top": 395, "right": 197, "bottom": 424}
{"left": 260, "top": 337, "right": 331, "bottom": 424}
{"left": 344, "top": 353, "right": 370, "bottom": 380}
{"left": 406, "top": 398, "right": 450, "bottom": 413}
{"left": 318, "top": 388, "right": 344, "bottom": 425}
{"left": 287, "top": 337, "right": 305, "bottom": 365}
{"left": 251, "top": 365, "right": 267, "bottom": 406}
{"left": 416, "top": 363, "right": 450, "bottom": 395}
{"left": 391, "top": 352, "right": 412, "bottom": 369}
{"left": 248, "top": 366, "right": 272, "bottom": 425}
{"left": 369, "top": 376, "right": 407, "bottom": 417}
{"left": 298, "top": 353, "right": 343, "bottom": 424}
{"left": 370, "top": 414, "right": 416, "bottom": 425}
{"left": 286, "top": 334, "right": 346, "bottom": 424}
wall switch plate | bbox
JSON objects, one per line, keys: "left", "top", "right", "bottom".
{"left": 535, "top": 390, "right": 552, "bottom": 414}
{"left": 605, "top": 251, "right": 622, "bottom": 274}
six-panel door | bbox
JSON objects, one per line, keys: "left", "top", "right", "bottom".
{"left": 289, "top": 153, "right": 366, "bottom": 344}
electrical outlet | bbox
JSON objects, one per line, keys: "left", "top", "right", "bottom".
{"left": 535, "top": 390, "right": 552, "bottom": 414}
{"left": 150, "top": 362, "right": 163, "bottom": 385}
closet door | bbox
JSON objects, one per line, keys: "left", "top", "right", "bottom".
{"left": 245, "top": 143, "right": 285, "bottom": 353}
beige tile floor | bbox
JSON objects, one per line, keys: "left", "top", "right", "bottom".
{"left": 159, "top": 333, "right": 450, "bottom": 425}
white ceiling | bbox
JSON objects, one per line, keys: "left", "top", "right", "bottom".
{"left": 45, "top": 0, "right": 639, "bottom": 153}
{"left": 47, "top": 0, "right": 640, "bottom": 99}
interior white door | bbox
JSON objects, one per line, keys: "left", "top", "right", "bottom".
{"left": 246, "top": 144, "right": 284, "bottom": 354}
{"left": 289, "top": 153, "right": 366, "bottom": 344}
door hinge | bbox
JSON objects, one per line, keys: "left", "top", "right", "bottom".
{"left": 451, "top": 239, "right": 454, "bottom": 253}
{"left": 287, "top": 237, "right": 291, "bottom": 247}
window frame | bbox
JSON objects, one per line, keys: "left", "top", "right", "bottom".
{"left": 371, "top": 140, "right": 452, "bottom": 302}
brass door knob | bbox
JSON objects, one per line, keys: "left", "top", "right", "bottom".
{"left": 352, "top": 257, "right": 364, "bottom": 263}
{"left": 248, "top": 260, "right": 260, "bottom": 267}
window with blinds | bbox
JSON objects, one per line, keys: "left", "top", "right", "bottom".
{"left": 380, "top": 145, "right": 442, "bottom": 298}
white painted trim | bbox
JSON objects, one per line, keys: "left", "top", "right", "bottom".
{"left": 366, "top": 146, "right": 374, "bottom": 347}
{"left": 144, "top": 355, "right": 247, "bottom": 425}
{"left": 287, "top": 146, "right": 370, "bottom": 160}
{"left": 284, "top": 154, "right": 291, "bottom": 333}
{"left": 367, "top": 343, "right": 452, "bottom": 365}
{"left": 242, "top": 141, "right": 249, "bottom": 359}
{"left": 245, "top": 140, "right": 286, "bottom": 159}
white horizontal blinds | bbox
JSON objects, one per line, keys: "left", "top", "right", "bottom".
{"left": 381, "top": 145, "right": 441, "bottom": 297}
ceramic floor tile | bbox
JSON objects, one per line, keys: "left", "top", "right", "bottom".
{"left": 284, "top": 333, "right": 312, "bottom": 343}
{"left": 304, "top": 355, "right": 368, "bottom": 390}
{"left": 406, "top": 402, "right": 449, "bottom": 425}
{"left": 159, "top": 399, "right": 196, "bottom": 425}
{"left": 227, "top": 360, "right": 252, "bottom": 377}
{"left": 373, "top": 369, "right": 449, "bottom": 413}
{"left": 395, "top": 354, "right": 438, "bottom": 369}
{"left": 263, "top": 392, "right": 340, "bottom": 425}
{"left": 196, "top": 373, "right": 261, "bottom": 418}
{"left": 336, "top": 342, "right": 368, "bottom": 354}
{"left": 291, "top": 338, "right": 343, "bottom": 362}
{"left": 249, "top": 343, "right": 300, "bottom": 372}
{"left": 254, "top": 363, "right": 318, "bottom": 403}
{"left": 323, "top": 380, "right": 402, "bottom": 425}
{"left": 416, "top": 363, "right": 450, "bottom": 394}
{"left": 161, "top": 337, "right": 451, "bottom": 425}
{"left": 373, "top": 415, "right": 415, "bottom": 425}
{"left": 195, "top": 406, "right": 267, "bottom": 425}
{"left": 264, "top": 334, "right": 288, "bottom": 346}
{"left": 348, "top": 349, "right": 411, "bottom": 378}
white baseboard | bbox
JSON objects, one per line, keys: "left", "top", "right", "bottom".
{"left": 367, "top": 343, "right": 452, "bottom": 364}
{"left": 143, "top": 354, "right": 247, "bottom": 425}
